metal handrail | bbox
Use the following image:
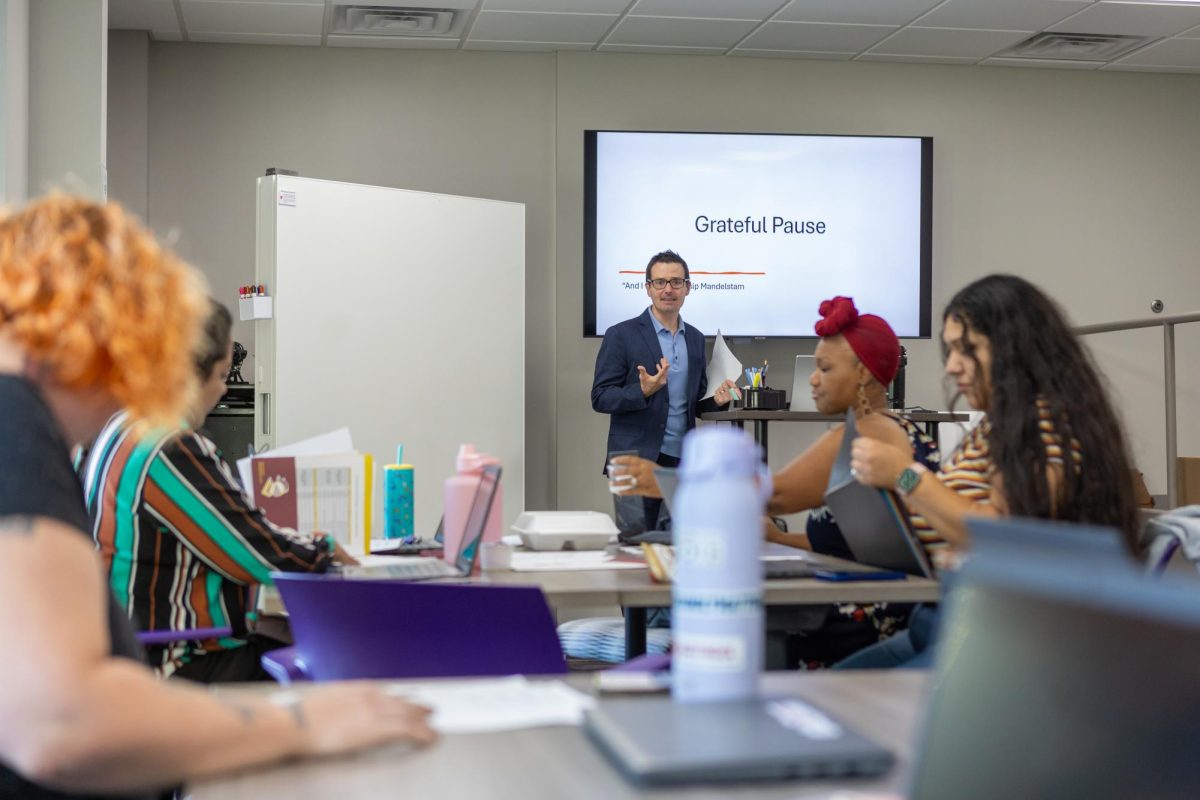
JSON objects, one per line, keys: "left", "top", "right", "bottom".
{"left": 1074, "top": 310, "right": 1200, "bottom": 508}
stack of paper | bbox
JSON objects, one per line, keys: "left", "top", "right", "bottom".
{"left": 236, "top": 428, "right": 374, "bottom": 553}
{"left": 384, "top": 676, "right": 596, "bottom": 733}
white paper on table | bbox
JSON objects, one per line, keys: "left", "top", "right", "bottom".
{"left": 703, "top": 329, "right": 744, "bottom": 400}
{"left": 509, "top": 551, "right": 647, "bottom": 572}
{"left": 384, "top": 676, "right": 596, "bottom": 733}
{"left": 236, "top": 427, "right": 355, "bottom": 491}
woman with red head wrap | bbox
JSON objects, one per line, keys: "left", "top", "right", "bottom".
{"left": 763, "top": 296, "right": 940, "bottom": 667}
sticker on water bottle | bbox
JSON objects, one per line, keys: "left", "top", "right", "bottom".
{"left": 676, "top": 529, "right": 726, "bottom": 569}
{"left": 674, "top": 633, "right": 747, "bottom": 672}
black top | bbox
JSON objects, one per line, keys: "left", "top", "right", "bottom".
{"left": 0, "top": 376, "right": 150, "bottom": 800}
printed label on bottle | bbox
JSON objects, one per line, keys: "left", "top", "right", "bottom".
{"left": 674, "top": 633, "right": 747, "bottom": 673}
{"left": 673, "top": 587, "right": 763, "bottom": 616}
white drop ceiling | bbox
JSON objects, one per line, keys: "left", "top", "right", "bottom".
{"left": 108, "top": 0, "right": 1200, "bottom": 72}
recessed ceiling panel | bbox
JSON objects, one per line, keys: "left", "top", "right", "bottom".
{"left": 188, "top": 32, "right": 322, "bottom": 45}
{"left": 630, "top": 0, "right": 782, "bottom": 20}
{"left": 484, "top": 0, "right": 629, "bottom": 11}
{"left": 1112, "top": 36, "right": 1200, "bottom": 67}
{"left": 776, "top": 0, "right": 943, "bottom": 26}
{"left": 869, "top": 26, "right": 1030, "bottom": 58}
{"left": 327, "top": 34, "right": 462, "bottom": 48}
{"left": 741, "top": 21, "right": 896, "bottom": 52}
{"left": 917, "top": 0, "right": 1090, "bottom": 31}
{"left": 470, "top": 10, "right": 617, "bottom": 42}
{"left": 607, "top": 16, "right": 759, "bottom": 48}
{"left": 596, "top": 43, "right": 728, "bottom": 54}
{"left": 181, "top": 1, "right": 324, "bottom": 35}
{"left": 1047, "top": 0, "right": 1200, "bottom": 37}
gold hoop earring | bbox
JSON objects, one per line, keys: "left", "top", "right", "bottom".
{"left": 857, "top": 383, "right": 873, "bottom": 416}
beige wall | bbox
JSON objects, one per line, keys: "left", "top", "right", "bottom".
{"left": 111, "top": 40, "right": 1200, "bottom": 513}
{"left": 106, "top": 30, "right": 147, "bottom": 219}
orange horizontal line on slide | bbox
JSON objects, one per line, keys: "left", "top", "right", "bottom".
{"left": 617, "top": 270, "right": 767, "bottom": 275}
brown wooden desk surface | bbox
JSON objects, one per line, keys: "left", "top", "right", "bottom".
{"left": 189, "top": 670, "right": 928, "bottom": 800}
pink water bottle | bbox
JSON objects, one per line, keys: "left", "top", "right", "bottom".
{"left": 442, "top": 444, "right": 504, "bottom": 565}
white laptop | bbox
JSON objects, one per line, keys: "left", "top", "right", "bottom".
{"left": 339, "top": 465, "right": 500, "bottom": 581}
{"left": 789, "top": 355, "right": 817, "bottom": 412}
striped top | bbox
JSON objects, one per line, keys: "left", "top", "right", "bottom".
{"left": 82, "top": 412, "right": 335, "bottom": 676}
{"left": 914, "top": 405, "right": 1078, "bottom": 557}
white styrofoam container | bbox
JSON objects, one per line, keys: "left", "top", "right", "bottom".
{"left": 511, "top": 511, "right": 618, "bottom": 551}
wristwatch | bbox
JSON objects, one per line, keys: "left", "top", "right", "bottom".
{"left": 895, "top": 463, "right": 929, "bottom": 497}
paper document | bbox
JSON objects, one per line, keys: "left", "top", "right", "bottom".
{"left": 385, "top": 676, "right": 596, "bottom": 733}
{"left": 703, "top": 329, "right": 744, "bottom": 400}
{"left": 509, "top": 551, "right": 647, "bottom": 572}
{"left": 236, "top": 427, "right": 355, "bottom": 490}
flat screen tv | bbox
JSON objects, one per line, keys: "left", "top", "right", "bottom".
{"left": 584, "top": 130, "right": 932, "bottom": 338}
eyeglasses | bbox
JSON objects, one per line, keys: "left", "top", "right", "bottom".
{"left": 647, "top": 278, "right": 689, "bottom": 290}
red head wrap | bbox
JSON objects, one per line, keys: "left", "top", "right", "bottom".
{"left": 813, "top": 296, "right": 900, "bottom": 386}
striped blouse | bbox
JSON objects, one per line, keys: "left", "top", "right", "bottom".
{"left": 81, "top": 412, "right": 335, "bottom": 676}
{"left": 913, "top": 405, "right": 1078, "bottom": 558}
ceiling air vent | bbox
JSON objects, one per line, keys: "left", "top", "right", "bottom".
{"left": 1000, "top": 32, "right": 1153, "bottom": 61}
{"left": 333, "top": 6, "right": 459, "bottom": 36}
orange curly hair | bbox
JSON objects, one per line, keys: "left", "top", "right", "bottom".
{"left": 0, "top": 195, "right": 206, "bottom": 424}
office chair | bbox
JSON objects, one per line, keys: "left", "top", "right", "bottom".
{"left": 261, "top": 575, "right": 568, "bottom": 683}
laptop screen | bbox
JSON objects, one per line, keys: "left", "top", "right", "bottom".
{"left": 455, "top": 464, "right": 502, "bottom": 574}
{"left": 909, "top": 538, "right": 1200, "bottom": 799}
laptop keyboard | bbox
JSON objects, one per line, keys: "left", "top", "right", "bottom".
{"left": 341, "top": 559, "right": 457, "bottom": 579}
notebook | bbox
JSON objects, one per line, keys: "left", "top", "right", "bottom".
{"left": 788, "top": 355, "right": 817, "bottom": 412}
{"left": 339, "top": 465, "right": 500, "bottom": 581}
{"left": 822, "top": 410, "right": 933, "bottom": 578}
{"left": 906, "top": 517, "right": 1197, "bottom": 799}
{"left": 585, "top": 694, "right": 893, "bottom": 785}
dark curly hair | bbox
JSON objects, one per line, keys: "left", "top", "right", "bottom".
{"left": 943, "top": 275, "right": 1140, "bottom": 555}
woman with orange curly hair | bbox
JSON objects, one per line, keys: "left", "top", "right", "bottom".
{"left": 0, "top": 196, "right": 434, "bottom": 800}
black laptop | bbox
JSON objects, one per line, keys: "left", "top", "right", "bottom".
{"left": 822, "top": 409, "right": 933, "bottom": 578}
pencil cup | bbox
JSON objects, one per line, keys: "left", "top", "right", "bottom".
{"left": 385, "top": 465, "right": 415, "bottom": 539}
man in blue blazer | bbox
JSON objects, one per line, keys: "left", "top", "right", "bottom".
{"left": 591, "top": 250, "right": 737, "bottom": 530}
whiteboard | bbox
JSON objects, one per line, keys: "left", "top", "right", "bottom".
{"left": 254, "top": 175, "right": 525, "bottom": 535}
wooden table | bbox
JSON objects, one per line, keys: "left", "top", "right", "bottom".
{"left": 701, "top": 409, "right": 969, "bottom": 459}
{"left": 260, "top": 551, "right": 940, "bottom": 660}
{"left": 189, "top": 670, "right": 928, "bottom": 800}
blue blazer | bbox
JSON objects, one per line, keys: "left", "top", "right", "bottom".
{"left": 590, "top": 309, "right": 715, "bottom": 469}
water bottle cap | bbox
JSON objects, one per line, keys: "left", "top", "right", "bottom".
{"left": 456, "top": 444, "right": 485, "bottom": 473}
{"left": 678, "top": 426, "right": 762, "bottom": 481}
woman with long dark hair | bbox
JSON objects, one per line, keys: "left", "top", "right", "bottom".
{"left": 840, "top": 274, "right": 1140, "bottom": 668}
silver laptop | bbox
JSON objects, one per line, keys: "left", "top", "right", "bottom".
{"left": 907, "top": 517, "right": 1197, "bottom": 799}
{"left": 340, "top": 465, "right": 500, "bottom": 580}
{"left": 823, "top": 410, "right": 933, "bottom": 578}
{"left": 789, "top": 355, "right": 817, "bottom": 412}
{"left": 585, "top": 694, "right": 893, "bottom": 785}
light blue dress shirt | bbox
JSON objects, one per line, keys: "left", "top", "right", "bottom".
{"left": 649, "top": 309, "right": 689, "bottom": 458}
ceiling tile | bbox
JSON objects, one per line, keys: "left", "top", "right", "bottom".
{"left": 1111, "top": 36, "right": 1200, "bottom": 66}
{"left": 150, "top": 29, "right": 185, "bottom": 41}
{"left": 856, "top": 52, "right": 979, "bottom": 64}
{"left": 1048, "top": 1, "right": 1200, "bottom": 37}
{"left": 187, "top": 31, "right": 322, "bottom": 45}
{"left": 916, "top": 0, "right": 1090, "bottom": 31}
{"left": 596, "top": 43, "right": 728, "bottom": 54}
{"left": 869, "top": 27, "right": 1031, "bottom": 58}
{"left": 469, "top": 10, "right": 616, "bottom": 42}
{"left": 730, "top": 48, "right": 855, "bottom": 60}
{"left": 109, "top": 0, "right": 179, "bottom": 30}
{"left": 483, "top": 0, "right": 629, "bottom": 11}
{"left": 327, "top": 35, "right": 462, "bottom": 48}
{"left": 629, "top": 0, "right": 782, "bottom": 20}
{"left": 1176, "top": 21, "right": 1200, "bottom": 39}
{"left": 1102, "top": 61, "right": 1200, "bottom": 72}
{"left": 181, "top": 1, "right": 324, "bottom": 35}
{"left": 186, "top": 0, "right": 324, "bottom": 4}
{"left": 980, "top": 56, "right": 1103, "bottom": 69}
{"left": 463, "top": 39, "right": 595, "bottom": 50}
{"left": 741, "top": 21, "right": 895, "bottom": 52}
{"left": 606, "top": 16, "right": 759, "bottom": 47}
{"left": 776, "top": 0, "right": 943, "bottom": 26}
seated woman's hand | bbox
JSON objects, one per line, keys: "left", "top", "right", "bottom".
{"left": 607, "top": 455, "right": 663, "bottom": 498}
{"left": 849, "top": 436, "right": 913, "bottom": 490}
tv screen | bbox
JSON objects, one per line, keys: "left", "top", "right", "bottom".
{"left": 584, "top": 130, "right": 932, "bottom": 338}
